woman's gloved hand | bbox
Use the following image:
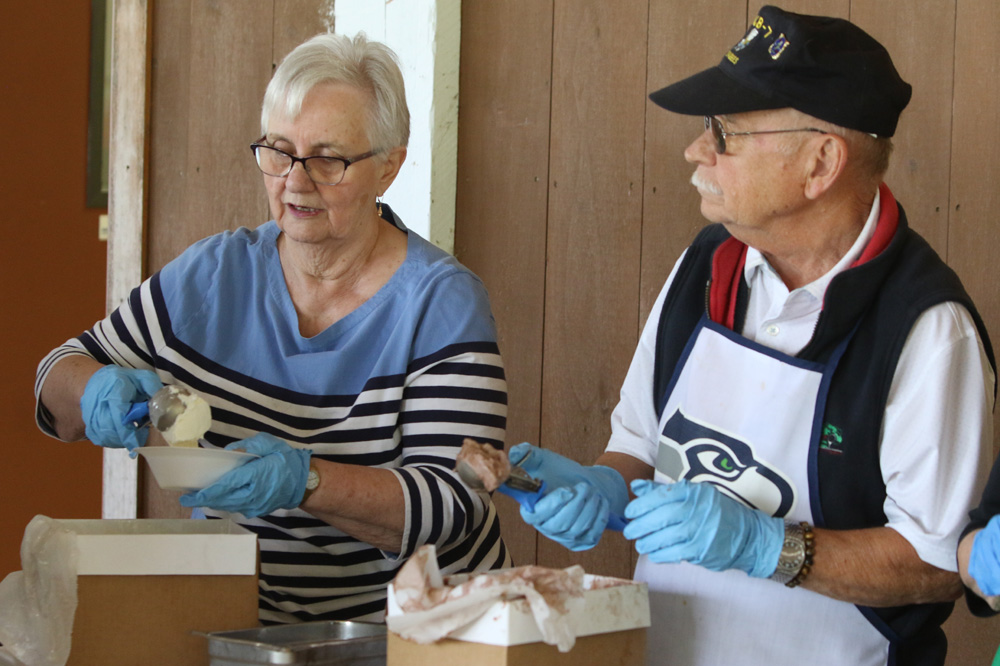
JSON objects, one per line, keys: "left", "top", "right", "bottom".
{"left": 970, "top": 514, "right": 1000, "bottom": 596}
{"left": 624, "top": 479, "right": 784, "bottom": 578}
{"left": 80, "top": 365, "right": 164, "bottom": 452}
{"left": 510, "top": 443, "right": 629, "bottom": 551}
{"left": 179, "top": 433, "right": 312, "bottom": 518}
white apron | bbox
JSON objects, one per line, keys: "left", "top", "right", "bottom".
{"left": 638, "top": 317, "right": 889, "bottom": 666}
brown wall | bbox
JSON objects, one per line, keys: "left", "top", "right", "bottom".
{"left": 0, "top": 5, "right": 107, "bottom": 579}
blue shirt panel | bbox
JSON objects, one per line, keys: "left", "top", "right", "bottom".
{"left": 155, "top": 218, "right": 497, "bottom": 398}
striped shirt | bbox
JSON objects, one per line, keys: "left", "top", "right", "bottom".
{"left": 35, "top": 210, "right": 512, "bottom": 623}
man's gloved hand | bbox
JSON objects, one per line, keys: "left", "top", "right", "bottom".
{"left": 80, "top": 365, "right": 164, "bottom": 452}
{"left": 179, "top": 433, "right": 312, "bottom": 518}
{"left": 510, "top": 443, "right": 629, "bottom": 551}
{"left": 518, "top": 482, "right": 616, "bottom": 551}
{"left": 623, "top": 479, "right": 784, "bottom": 578}
{"left": 969, "top": 514, "right": 1000, "bottom": 596}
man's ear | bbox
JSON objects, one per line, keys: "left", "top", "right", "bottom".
{"left": 803, "top": 134, "right": 848, "bottom": 200}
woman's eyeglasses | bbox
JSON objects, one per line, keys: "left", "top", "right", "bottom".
{"left": 250, "top": 139, "right": 378, "bottom": 185}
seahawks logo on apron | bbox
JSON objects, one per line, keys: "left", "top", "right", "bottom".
{"left": 657, "top": 408, "right": 796, "bottom": 518}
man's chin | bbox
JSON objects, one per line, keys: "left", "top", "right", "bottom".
{"left": 698, "top": 200, "right": 728, "bottom": 225}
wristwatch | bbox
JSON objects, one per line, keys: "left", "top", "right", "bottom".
{"left": 770, "top": 521, "right": 807, "bottom": 585}
{"left": 302, "top": 465, "right": 320, "bottom": 504}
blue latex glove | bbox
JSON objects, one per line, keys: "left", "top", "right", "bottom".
{"left": 969, "top": 514, "right": 1000, "bottom": 596}
{"left": 179, "top": 433, "right": 312, "bottom": 518}
{"left": 623, "top": 478, "right": 784, "bottom": 578}
{"left": 80, "top": 365, "right": 164, "bottom": 453}
{"left": 510, "top": 443, "right": 629, "bottom": 551}
{"left": 519, "top": 482, "right": 618, "bottom": 551}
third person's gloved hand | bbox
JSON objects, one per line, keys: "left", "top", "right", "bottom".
{"left": 510, "top": 443, "right": 628, "bottom": 551}
{"left": 969, "top": 514, "right": 1000, "bottom": 596}
{"left": 80, "top": 365, "right": 164, "bottom": 452}
{"left": 179, "top": 433, "right": 312, "bottom": 518}
{"left": 623, "top": 478, "right": 784, "bottom": 578}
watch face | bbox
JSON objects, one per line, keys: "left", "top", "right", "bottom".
{"left": 782, "top": 539, "right": 805, "bottom": 568}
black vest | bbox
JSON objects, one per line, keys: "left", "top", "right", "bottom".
{"left": 652, "top": 205, "right": 995, "bottom": 665}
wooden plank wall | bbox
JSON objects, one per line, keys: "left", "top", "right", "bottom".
{"left": 455, "top": 1, "right": 1000, "bottom": 662}
{"left": 140, "top": 1, "right": 329, "bottom": 520}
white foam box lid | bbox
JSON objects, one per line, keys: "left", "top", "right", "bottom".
{"left": 387, "top": 574, "right": 650, "bottom": 647}
{"left": 56, "top": 518, "right": 257, "bottom": 576}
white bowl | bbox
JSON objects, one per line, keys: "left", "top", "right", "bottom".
{"left": 137, "top": 447, "right": 258, "bottom": 492}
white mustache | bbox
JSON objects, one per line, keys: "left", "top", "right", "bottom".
{"left": 690, "top": 171, "right": 722, "bottom": 196}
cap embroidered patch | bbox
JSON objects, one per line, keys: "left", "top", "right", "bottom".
{"left": 768, "top": 35, "right": 790, "bottom": 59}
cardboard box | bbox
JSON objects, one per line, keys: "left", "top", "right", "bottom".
{"left": 388, "top": 628, "right": 647, "bottom": 666}
{"left": 60, "top": 519, "right": 259, "bottom": 666}
{"left": 387, "top": 574, "right": 649, "bottom": 666}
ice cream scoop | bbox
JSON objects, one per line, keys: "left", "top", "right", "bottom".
{"left": 150, "top": 385, "right": 211, "bottom": 447}
{"left": 457, "top": 439, "right": 628, "bottom": 531}
{"left": 123, "top": 385, "right": 212, "bottom": 447}
{"left": 455, "top": 439, "right": 545, "bottom": 509}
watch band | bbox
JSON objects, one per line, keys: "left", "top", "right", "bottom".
{"left": 770, "top": 521, "right": 813, "bottom": 586}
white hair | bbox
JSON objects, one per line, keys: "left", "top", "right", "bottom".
{"left": 261, "top": 32, "right": 410, "bottom": 154}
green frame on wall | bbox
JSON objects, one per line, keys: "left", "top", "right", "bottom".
{"left": 86, "top": 0, "right": 111, "bottom": 209}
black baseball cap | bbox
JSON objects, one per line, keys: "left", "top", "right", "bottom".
{"left": 649, "top": 5, "right": 912, "bottom": 137}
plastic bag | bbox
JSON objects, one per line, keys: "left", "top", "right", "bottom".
{"left": 0, "top": 516, "right": 79, "bottom": 666}
{"left": 0, "top": 648, "right": 28, "bottom": 666}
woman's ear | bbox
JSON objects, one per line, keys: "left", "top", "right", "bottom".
{"left": 378, "top": 147, "right": 407, "bottom": 192}
{"left": 803, "top": 134, "right": 848, "bottom": 200}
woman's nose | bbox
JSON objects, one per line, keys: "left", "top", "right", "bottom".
{"left": 285, "top": 160, "right": 316, "bottom": 190}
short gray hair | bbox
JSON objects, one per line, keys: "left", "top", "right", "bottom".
{"left": 777, "top": 108, "right": 893, "bottom": 184}
{"left": 261, "top": 32, "right": 410, "bottom": 154}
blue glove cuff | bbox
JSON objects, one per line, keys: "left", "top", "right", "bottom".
{"left": 750, "top": 514, "right": 786, "bottom": 579}
{"left": 589, "top": 464, "right": 629, "bottom": 515}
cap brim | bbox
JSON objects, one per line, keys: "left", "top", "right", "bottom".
{"left": 649, "top": 65, "right": 784, "bottom": 117}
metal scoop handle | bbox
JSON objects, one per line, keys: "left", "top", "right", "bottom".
{"left": 496, "top": 479, "right": 547, "bottom": 510}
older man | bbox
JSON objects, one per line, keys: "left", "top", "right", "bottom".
{"left": 512, "top": 6, "right": 996, "bottom": 665}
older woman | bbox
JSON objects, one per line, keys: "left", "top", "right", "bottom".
{"left": 34, "top": 33, "right": 511, "bottom": 624}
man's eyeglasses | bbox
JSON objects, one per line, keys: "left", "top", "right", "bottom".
{"left": 704, "top": 116, "right": 827, "bottom": 155}
{"left": 250, "top": 138, "right": 378, "bottom": 185}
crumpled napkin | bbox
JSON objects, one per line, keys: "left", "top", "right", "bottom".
{"left": 386, "top": 545, "right": 586, "bottom": 652}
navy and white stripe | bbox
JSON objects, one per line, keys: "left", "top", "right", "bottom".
{"left": 35, "top": 213, "right": 512, "bottom": 623}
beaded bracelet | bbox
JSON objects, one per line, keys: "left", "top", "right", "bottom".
{"left": 786, "top": 522, "right": 815, "bottom": 588}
